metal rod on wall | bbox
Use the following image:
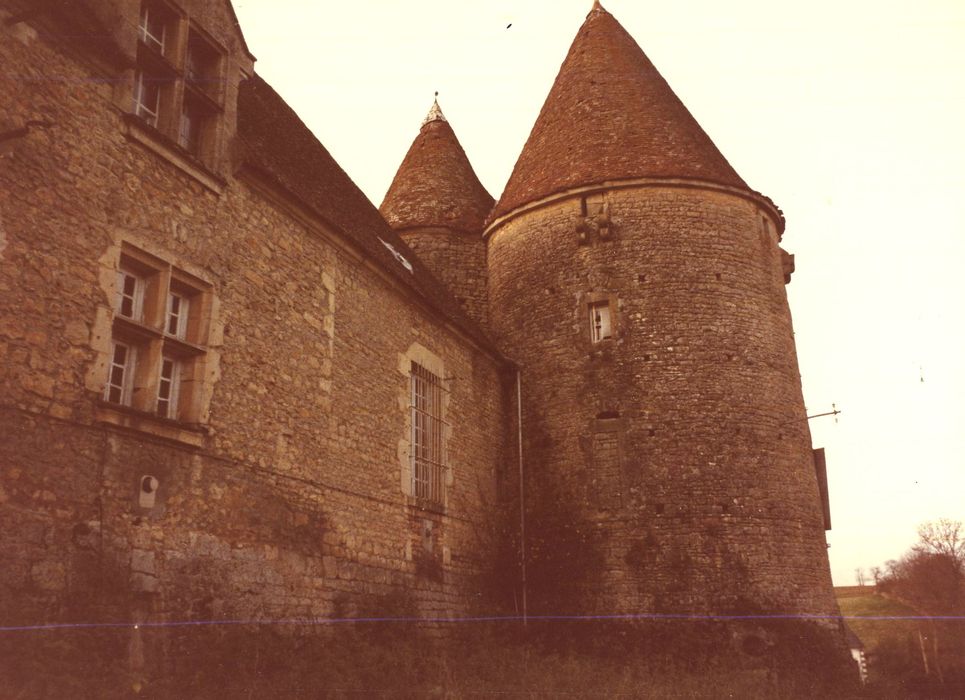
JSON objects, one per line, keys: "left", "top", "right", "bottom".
{"left": 517, "top": 370, "right": 527, "bottom": 626}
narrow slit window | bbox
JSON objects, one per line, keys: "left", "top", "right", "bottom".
{"left": 156, "top": 357, "right": 181, "bottom": 419}
{"left": 105, "top": 341, "right": 136, "bottom": 405}
{"left": 589, "top": 301, "right": 612, "bottom": 343}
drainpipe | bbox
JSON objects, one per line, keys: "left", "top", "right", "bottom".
{"left": 516, "top": 369, "right": 527, "bottom": 626}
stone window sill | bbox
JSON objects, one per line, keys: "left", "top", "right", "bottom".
{"left": 95, "top": 400, "right": 207, "bottom": 447}
{"left": 121, "top": 114, "right": 225, "bottom": 195}
{"left": 405, "top": 495, "right": 446, "bottom": 515}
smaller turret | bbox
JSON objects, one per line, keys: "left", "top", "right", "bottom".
{"left": 381, "top": 97, "right": 494, "bottom": 328}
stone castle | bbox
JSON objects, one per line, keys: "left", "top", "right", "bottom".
{"left": 1, "top": 0, "right": 838, "bottom": 643}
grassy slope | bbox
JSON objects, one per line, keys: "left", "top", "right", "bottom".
{"left": 836, "top": 586, "right": 921, "bottom": 651}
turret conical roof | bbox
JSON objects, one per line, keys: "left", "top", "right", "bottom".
{"left": 381, "top": 99, "right": 494, "bottom": 233}
{"left": 491, "top": 3, "right": 747, "bottom": 221}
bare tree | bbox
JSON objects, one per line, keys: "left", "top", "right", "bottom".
{"left": 917, "top": 519, "right": 965, "bottom": 567}
{"left": 876, "top": 521, "right": 965, "bottom": 688}
{"left": 855, "top": 567, "right": 867, "bottom": 587}
{"left": 871, "top": 566, "right": 882, "bottom": 586}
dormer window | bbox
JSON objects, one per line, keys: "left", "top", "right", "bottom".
{"left": 139, "top": 3, "right": 172, "bottom": 54}
{"left": 130, "top": 2, "right": 226, "bottom": 168}
{"left": 186, "top": 31, "right": 222, "bottom": 98}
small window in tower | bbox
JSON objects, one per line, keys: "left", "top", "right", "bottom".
{"left": 589, "top": 301, "right": 612, "bottom": 343}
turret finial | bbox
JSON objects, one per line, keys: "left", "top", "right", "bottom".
{"left": 590, "top": 0, "right": 606, "bottom": 14}
{"left": 422, "top": 93, "right": 447, "bottom": 127}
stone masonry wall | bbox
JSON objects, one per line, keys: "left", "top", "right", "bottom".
{"left": 0, "top": 10, "right": 509, "bottom": 634}
{"left": 487, "top": 184, "right": 838, "bottom": 618}
{"left": 399, "top": 226, "right": 489, "bottom": 331}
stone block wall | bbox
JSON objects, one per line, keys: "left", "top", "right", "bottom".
{"left": 487, "top": 183, "right": 838, "bottom": 618}
{"left": 0, "top": 7, "right": 510, "bottom": 633}
{"left": 399, "top": 226, "right": 489, "bottom": 331}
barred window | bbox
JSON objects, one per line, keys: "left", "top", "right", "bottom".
{"left": 410, "top": 362, "right": 447, "bottom": 504}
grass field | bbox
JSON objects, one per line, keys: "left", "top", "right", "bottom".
{"left": 836, "top": 586, "right": 921, "bottom": 651}
{"left": 835, "top": 585, "right": 965, "bottom": 697}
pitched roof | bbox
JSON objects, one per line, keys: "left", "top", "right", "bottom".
{"left": 380, "top": 99, "right": 494, "bottom": 233}
{"left": 491, "top": 3, "right": 747, "bottom": 220}
{"left": 236, "top": 76, "right": 497, "bottom": 352}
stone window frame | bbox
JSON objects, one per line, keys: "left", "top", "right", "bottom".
{"left": 410, "top": 362, "right": 448, "bottom": 505}
{"left": 588, "top": 299, "right": 612, "bottom": 343}
{"left": 580, "top": 291, "right": 622, "bottom": 346}
{"left": 590, "top": 414, "right": 627, "bottom": 511}
{"left": 398, "top": 343, "right": 451, "bottom": 512}
{"left": 91, "top": 239, "right": 220, "bottom": 446}
{"left": 124, "top": 0, "right": 228, "bottom": 188}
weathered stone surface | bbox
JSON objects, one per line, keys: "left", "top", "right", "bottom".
{"left": 0, "top": 2, "right": 508, "bottom": 633}
{"left": 487, "top": 183, "right": 836, "bottom": 618}
{"left": 0, "top": 0, "right": 839, "bottom": 666}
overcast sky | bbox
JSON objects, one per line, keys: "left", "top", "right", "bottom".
{"left": 232, "top": 0, "right": 965, "bottom": 587}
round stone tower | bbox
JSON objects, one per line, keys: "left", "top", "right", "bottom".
{"left": 381, "top": 98, "right": 494, "bottom": 329}
{"left": 486, "top": 3, "right": 838, "bottom": 619}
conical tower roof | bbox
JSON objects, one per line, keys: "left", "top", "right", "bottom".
{"left": 491, "top": 2, "right": 748, "bottom": 221}
{"left": 381, "top": 98, "right": 494, "bottom": 233}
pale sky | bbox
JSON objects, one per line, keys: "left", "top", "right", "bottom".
{"left": 232, "top": 0, "right": 965, "bottom": 587}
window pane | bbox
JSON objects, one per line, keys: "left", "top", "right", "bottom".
{"left": 133, "top": 73, "right": 161, "bottom": 127}
{"left": 156, "top": 358, "right": 180, "bottom": 419}
{"left": 139, "top": 6, "right": 166, "bottom": 52}
{"left": 105, "top": 341, "right": 135, "bottom": 406}
{"left": 590, "top": 301, "right": 612, "bottom": 342}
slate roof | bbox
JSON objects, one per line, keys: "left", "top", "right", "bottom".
{"left": 237, "top": 76, "right": 497, "bottom": 352}
{"left": 380, "top": 100, "right": 494, "bottom": 233}
{"left": 491, "top": 2, "right": 748, "bottom": 221}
